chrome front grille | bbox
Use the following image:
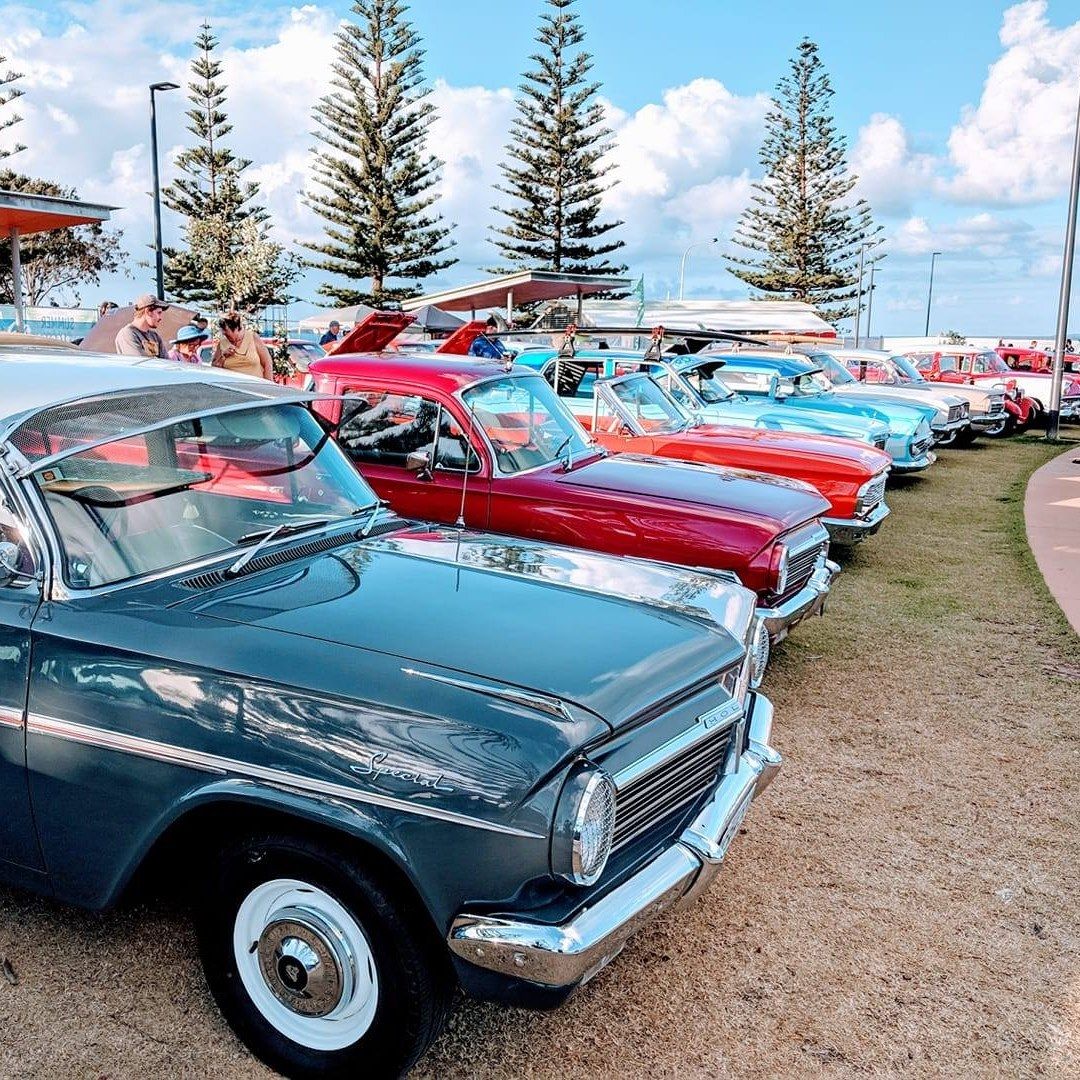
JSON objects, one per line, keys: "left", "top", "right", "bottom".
{"left": 988, "top": 400, "right": 1004, "bottom": 415}
{"left": 873, "top": 435, "right": 888, "bottom": 450}
{"left": 858, "top": 471, "right": 888, "bottom": 514}
{"left": 947, "top": 404, "right": 963, "bottom": 423}
{"left": 612, "top": 719, "right": 738, "bottom": 850}
{"left": 912, "top": 434, "right": 934, "bottom": 457}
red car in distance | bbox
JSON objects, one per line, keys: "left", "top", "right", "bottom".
{"left": 907, "top": 347, "right": 1036, "bottom": 430}
{"left": 308, "top": 341, "right": 839, "bottom": 642}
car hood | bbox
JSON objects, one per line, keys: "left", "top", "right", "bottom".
{"left": 830, "top": 384, "right": 944, "bottom": 421}
{"left": 698, "top": 397, "right": 887, "bottom": 442}
{"left": 674, "top": 423, "right": 888, "bottom": 477}
{"left": 173, "top": 524, "right": 745, "bottom": 734}
{"left": 556, "top": 452, "right": 830, "bottom": 532}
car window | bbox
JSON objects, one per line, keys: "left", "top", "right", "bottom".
{"left": 938, "top": 356, "right": 958, "bottom": 372}
{"left": 338, "top": 391, "right": 439, "bottom": 468}
{"left": 713, "top": 368, "right": 772, "bottom": 394}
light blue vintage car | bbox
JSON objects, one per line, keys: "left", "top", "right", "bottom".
{"left": 516, "top": 347, "right": 893, "bottom": 451}
{"left": 706, "top": 352, "right": 938, "bottom": 473}
{"left": 0, "top": 347, "right": 780, "bottom": 1077}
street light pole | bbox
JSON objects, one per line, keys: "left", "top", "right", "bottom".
{"left": 924, "top": 251, "right": 941, "bottom": 337}
{"left": 678, "top": 237, "right": 718, "bottom": 301}
{"left": 1047, "top": 80, "right": 1080, "bottom": 441}
{"left": 853, "top": 245, "right": 866, "bottom": 347}
{"left": 867, "top": 265, "right": 881, "bottom": 340}
{"left": 149, "top": 81, "right": 179, "bottom": 299}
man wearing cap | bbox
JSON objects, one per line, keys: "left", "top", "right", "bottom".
{"left": 168, "top": 324, "right": 209, "bottom": 364}
{"left": 115, "top": 294, "right": 170, "bottom": 358}
{"left": 319, "top": 320, "right": 341, "bottom": 347}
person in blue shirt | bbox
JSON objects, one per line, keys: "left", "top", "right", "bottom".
{"left": 468, "top": 317, "right": 507, "bottom": 359}
{"left": 319, "top": 320, "right": 341, "bottom": 347}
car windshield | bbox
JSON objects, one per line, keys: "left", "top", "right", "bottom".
{"left": 792, "top": 370, "right": 832, "bottom": 395}
{"left": 30, "top": 403, "right": 376, "bottom": 589}
{"left": 606, "top": 375, "right": 689, "bottom": 434}
{"left": 892, "top": 354, "right": 929, "bottom": 382}
{"left": 815, "top": 354, "right": 857, "bottom": 386}
{"left": 462, "top": 374, "right": 591, "bottom": 474}
{"left": 977, "top": 351, "right": 1011, "bottom": 374}
{"left": 677, "top": 362, "right": 735, "bottom": 404}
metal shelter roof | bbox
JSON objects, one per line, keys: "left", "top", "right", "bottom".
{"left": 403, "top": 271, "right": 632, "bottom": 315}
{"left": 578, "top": 299, "right": 838, "bottom": 336}
{"left": 0, "top": 189, "right": 116, "bottom": 235}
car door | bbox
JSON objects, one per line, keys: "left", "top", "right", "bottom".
{"left": 0, "top": 474, "right": 46, "bottom": 873}
{"left": 337, "top": 387, "right": 491, "bottom": 529}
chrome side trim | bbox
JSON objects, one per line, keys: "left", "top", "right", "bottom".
{"left": 401, "top": 668, "right": 573, "bottom": 722}
{"left": 26, "top": 714, "right": 542, "bottom": 839}
{"left": 0, "top": 704, "right": 24, "bottom": 729}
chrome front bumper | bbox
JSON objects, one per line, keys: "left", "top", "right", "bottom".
{"left": 972, "top": 412, "right": 1006, "bottom": 429}
{"left": 932, "top": 418, "right": 968, "bottom": 444}
{"left": 1061, "top": 399, "right": 1080, "bottom": 422}
{"left": 891, "top": 450, "right": 936, "bottom": 472}
{"left": 448, "top": 694, "right": 780, "bottom": 990}
{"left": 821, "top": 501, "right": 890, "bottom": 545}
{"left": 757, "top": 557, "right": 840, "bottom": 642}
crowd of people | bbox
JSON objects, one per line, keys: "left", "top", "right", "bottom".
{"left": 108, "top": 293, "right": 272, "bottom": 380}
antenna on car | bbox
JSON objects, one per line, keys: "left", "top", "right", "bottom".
{"left": 455, "top": 396, "right": 480, "bottom": 530}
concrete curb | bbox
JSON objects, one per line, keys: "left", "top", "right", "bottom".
{"left": 1024, "top": 444, "right": 1080, "bottom": 636}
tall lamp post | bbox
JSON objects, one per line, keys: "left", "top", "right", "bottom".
{"left": 1047, "top": 80, "right": 1080, "bottom": 441}
{"left": 678, "top": 237, "right": 718, "bottom": 301}
{"left": 866, "top": 265, "right": 882, "bottom": 340}
{"left": 853, "top": 244, "right": 866, "bottom": 346}
{"left": 924, "top": 250, "right": 942, "bottom": 337}
{"left": 149, "top": 81, "right": 179, "bottom": 299}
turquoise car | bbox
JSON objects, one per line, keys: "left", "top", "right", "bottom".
{"left": 515, "top": 348, "right": 892, "bottom": 452}
{"left": 706, "top": 352, "right": 937, "bottom": 473}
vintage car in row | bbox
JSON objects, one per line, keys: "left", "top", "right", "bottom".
{"left": 839, "top": 349, "right": 1011, "bottom": 441}
{"left": 440, "top": 322, "right": 896, "bottom": 451}
{"left": 808, "top": 349, "right": 971, "bottom": 446}
{"left": 996, "top": 344, "right": 1080, "bottom": 375}
{"left": 307, "top": 351, "right": 839, "bottom": 641}
{"left": 904, "top": 346, "right": 1037, "bottom": 432}
{"left": 703, "top": 351, "right": 938, "bottom": 472}
{"left": 522, "top": 352, "right": 893, "bottom": 545}
{"left": 0, "top": 349, "right": 781, "bottom": 1077}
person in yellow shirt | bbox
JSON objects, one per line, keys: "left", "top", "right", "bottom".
{"left": 211, "top": 312, "right": 272, "bottom": 380}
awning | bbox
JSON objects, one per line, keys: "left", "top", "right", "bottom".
{"left": 0, "top": 189, "right": 118, "bottom": 333}
{"left": 403, "top": 270, "right": 632, "bottom": 317}
{"left": 578, "top": 298, "right": 838, "bottom": 336}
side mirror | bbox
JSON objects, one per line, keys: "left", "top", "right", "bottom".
{"left": 406, "top": 449, "right": 433, "bottom": 480}
{"left": 0, "top": 541, "right": 31, "bottom": 588}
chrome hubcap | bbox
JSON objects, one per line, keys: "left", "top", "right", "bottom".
{"left": 233, "top": 879, "right": 379, "bottom": 1051}
{"left": 257, "top": 907, "right": 351, "bottom": 1018}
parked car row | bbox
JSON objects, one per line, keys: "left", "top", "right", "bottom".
{"left": 0, "top": 316, "right": 1048, "bottom": 1078}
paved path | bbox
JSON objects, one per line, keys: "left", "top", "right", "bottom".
{"left": 1025, "top": 443, "right": 1080, "bottom": 635}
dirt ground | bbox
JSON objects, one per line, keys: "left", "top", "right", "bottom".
{"left": 1, "top": 437, "right": 1078, "bottom": 1079}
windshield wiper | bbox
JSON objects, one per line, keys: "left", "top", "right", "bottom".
{"left": 225, "top": 518, "right": 331, "bottom": 578}
{"left": 553, "top": 433, "right": 575, "bottom": 471}
{"left": 355, "top": 499, "right": 389, "bottom": 538}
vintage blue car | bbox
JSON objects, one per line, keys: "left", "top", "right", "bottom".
{"left": 705, "top": 352, "right": 938, "bottom": 472}
{"left": 516, "top": 346, "right": 893, "bottom": 450}
{"left": 0, "top": 351, "right": 780, "bottom": 1077}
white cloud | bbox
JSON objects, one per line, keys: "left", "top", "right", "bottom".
{"left": 850, "top": 113, "right": 939, "bottom": 214}
{"left": 946, "top": 0, "right": 1080, "bottom": 204}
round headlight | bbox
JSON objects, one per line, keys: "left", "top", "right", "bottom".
{"left": 748, "top": 619, "right": 770, "bottom": 688}
{"left": 553, "top": 767, "right": 616, "bottom": 886}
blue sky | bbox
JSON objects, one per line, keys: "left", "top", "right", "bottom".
{"left": 4, "top": 0, "right": 1080, "bottom": 335}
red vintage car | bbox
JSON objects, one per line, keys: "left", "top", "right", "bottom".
{"left": 996, "top": 345, "right": 1080, "bottom": 376}
{"left": 308, "top": 349, "right": 839, "bottom": 641}
{"left": 527, "top": 355, "right": 893, "bottom": 545}
{"left": 907, "top": 347, "right": 1036, "bottom": 430}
